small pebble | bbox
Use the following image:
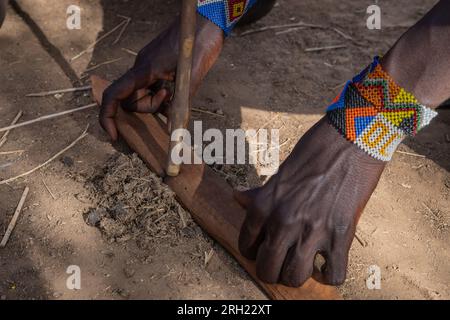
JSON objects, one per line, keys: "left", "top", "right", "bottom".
{"left": 85, "top": 208, "right": 106, "bottom": 226}
{"left": 61, "top": 156, "right": 74, "bottom": 167}
{"left": 123, "top": 267, "right": 135, "bottom": 278}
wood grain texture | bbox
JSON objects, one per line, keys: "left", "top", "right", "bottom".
{"left": 91, "top": 75, "right": 341, "bottom": 300}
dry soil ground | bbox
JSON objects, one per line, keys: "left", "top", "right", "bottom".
{"left": 0, "top": 0, "right": 449, "bottom": 300}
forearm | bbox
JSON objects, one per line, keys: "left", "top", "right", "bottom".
{"left": 324, "top": 1, "right": 450, "bottom": 161}
{"left": 190, "top": 14, "right": 224, "bottom": 94}
{"left": 381, "top": 0, "right": 450, "bottom": 109}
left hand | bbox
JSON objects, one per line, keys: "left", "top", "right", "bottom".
{"left": 99, "top": 15, "right": 224, "bottom": 141}
{"left": 234, "top": 116, "right": 386, "bottom": 287}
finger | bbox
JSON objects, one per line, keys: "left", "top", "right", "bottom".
{"left": 99, "top": 93, "right": 119, "bottom": 141}
{"left": 236, "top": 188, "right": 267, "bottom": 259}
{"left": 100, "top": 70, "right": 137, "bottom": 140}
{"left": 150, "top": 88, "right": 170, "bottom": 112}
{"left": 255, "top": 241, "right": 290, "bottom": 284}
{"left": 100, "top": 68, "right": 153, "bottom": 140}
{"left": 317, "top": 229, "right": 353, "bottom": 286}
{"left": 280, "top": 242, "right": 316, "bottom": 287}
{"left": 253, "top": 210, "right": 297, "bottom": 283}
{"left": 238, "top": 209, "right": 266, "bottom": 260}
{"left": 238, "top": 212, "right": 266, "bottom": 261}
{"left": 122, "top": 88, "right": 149, "bottom": 112}
{"left": 122, "top": 88, "right": 169, "bottom": 113}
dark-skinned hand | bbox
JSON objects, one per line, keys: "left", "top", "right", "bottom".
{"left": 0, "top": 0, "right": 6, "bottom": 28}
{"left": 99, "top": 14, "right": 224, "bottom": 140}
{"left": 234, "top": 117, "right": 386, "bottom": 286}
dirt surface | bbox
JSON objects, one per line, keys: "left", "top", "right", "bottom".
{"left": 0, "top": 0, "right": 449, "bottom": 300}
{"left": 84, "top": 154, "right": 190, "bottom": 247}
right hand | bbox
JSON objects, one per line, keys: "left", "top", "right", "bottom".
{"left": 234, "top": 117, "right": 386, "bottom": 287}
{"left": 100, "top": 15, "right": 224, "bottom": 140}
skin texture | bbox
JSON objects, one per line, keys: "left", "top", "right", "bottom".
{"left": 100, "top": 1, "right": 448, "bottom": 287}
{"left": 234, "top": 118, "right": 385, "bottom": 286}
{"left": 381, "top": 0, "right": 450, "bottom": 110}
{"left": 0, "top": 0, "right": 6, "bottom": 28}
{"left": 100, "top": 14, "right": 224, "bottom": 141}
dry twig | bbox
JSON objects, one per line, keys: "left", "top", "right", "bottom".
{"left": 0, "top": 110, "right": 23, "bottom": 148}
{"left": 113, "top": 16, "right": 131, "bottom": 45}
{"left": 0, "top": 186, "right": 30, "bottom": 247}
{"left": 396, "top": 150, "right": 426, "bottom": 158}
{"left": 84, "top": 58, "right": 123, "bottom": 73}
{"left": 191, "top": 107, "right": 225, "bottom": 117}
{"left": 355, "top": 230, "right": 368, "bottom": 247}
{"left": 0, "top": 103, "right": 96, "bottom": 134}
{"left": 275, "top": 27, "right": 305, "bottom": 35}
{"left": 0, "top": 126, "right": 89, "bottom": 185}
{"left": 0, "top": 150, "right": 25, "bottom": 156}
{"left": 42, "top": 178, "right": 57, "bottom": 200}
{"left": 26, "top": 86, "right": 91, "bottom": 97}
{"left": 121, "top": 48, "right": 138, "bottom": 56}
{"left": 239, "top": 22, "right": 325, "bottom": 36}
{"left": 305, "top": 45, "right": 347, "bottom": 52}
{"left": 71, "top": 19, "right": 128, "bottom": 61}
{"left": 332, "top": 27, "right": 353, "bottom": 40}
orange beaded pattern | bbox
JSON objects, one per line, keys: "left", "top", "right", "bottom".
{"left": 327, "top": 57, "right": 437, "bottom": 161}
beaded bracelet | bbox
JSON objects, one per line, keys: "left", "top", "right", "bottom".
{"left": 326, "top": 57, "right": 437, "bottom": 161}
{"left": 197, "top": 0, "right": 258, "bottom": 35}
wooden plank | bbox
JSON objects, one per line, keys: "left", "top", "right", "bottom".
{"left": 91, "top": 76, "right": 341, "bottom": 300}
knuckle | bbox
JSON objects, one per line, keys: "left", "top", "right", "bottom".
{"left": 281, "top": 264, "right": 311, "bottom": 287}
{"left": 324, "top": 255, "right": 348, "bottom": 285}
{"left": 326, "top": 270, "right": 346, "bottom": 286}
{"left": 332, "top": 220, "right": 353, "bottom": 236}
{"left": 256, "top": 265, "right": 276, "bottom": 284}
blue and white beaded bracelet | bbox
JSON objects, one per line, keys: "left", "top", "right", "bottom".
{"left": 197, "top": 0, "right": 258, "bottom": 35}
{"left": 326, "top": 57, "right": 437, "bottom": 161}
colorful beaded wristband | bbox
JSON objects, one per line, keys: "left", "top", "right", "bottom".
{"left": 197, "top": 0, "right": 258, "bottom": 35}
{"left": 326, "top": 57, "right": 437, "bottom": 161}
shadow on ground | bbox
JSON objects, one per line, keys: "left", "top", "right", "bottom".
{"left": 0, "top": 0, "right": 448, "bottom": 300}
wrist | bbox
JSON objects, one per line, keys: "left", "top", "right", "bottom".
{"left": 320, "top": 116, "right": 386, "bottom": 168}
{"left": 326, "top": 57, "right": 437, "bottom": 161}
